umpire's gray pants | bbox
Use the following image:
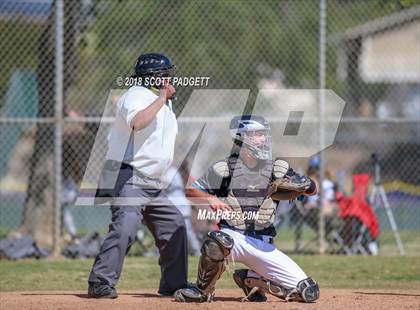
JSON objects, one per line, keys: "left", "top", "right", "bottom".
{"left": 88, "top": 174, "right": 188, "bottom": 295}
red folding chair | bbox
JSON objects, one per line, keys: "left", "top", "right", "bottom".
{"left": 336, "top": 174, "right": 379, "bottom": 255}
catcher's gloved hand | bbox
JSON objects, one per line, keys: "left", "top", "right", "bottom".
{"left": 269, "top": 174, "right": 313, "bottom": 201}
{"left": 269, "top": 159, "right": 316, "bottom": 201}
{"left": 274, "top": 174, "right": 312, "bottom": 192}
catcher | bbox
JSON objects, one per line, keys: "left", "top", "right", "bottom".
{"left": 174, "top": 115, "right": 319, "bottom": 303}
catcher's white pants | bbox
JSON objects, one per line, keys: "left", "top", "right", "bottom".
{"left": 221, "top": 228, "right": 307, "bottom": 289}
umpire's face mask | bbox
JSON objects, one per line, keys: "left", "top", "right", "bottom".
{"left": 143, "top": 67, "right": 176, "bottom": 89}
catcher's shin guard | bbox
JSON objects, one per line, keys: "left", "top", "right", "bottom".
{"left": 294, "top": 277, "right": 320, "bottom": 302}
{"left": 276, "top": 277, "right": 320, "bottom": 302}
{"left": 174, "top": 231, "right": 234, "bottom": 303}
{"left": 241, "top": 276, "right": 289, "bottom": 300}
{"left": 237, "top": 275, "right": 319, "bottom": 303}
{"left": 233, "top": 269, "right": 267, "bottom": 302}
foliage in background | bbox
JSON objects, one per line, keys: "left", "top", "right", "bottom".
{"left": 1, "top": 0, "right": 414, "bottom": 113}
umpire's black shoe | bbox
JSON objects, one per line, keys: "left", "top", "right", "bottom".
{"left": 233, "top": 269, "right": 267, "bottom": 302}
{"left": 159, "top": 282, "right": 198, "bottom": 297}
{"left": 158, "top": 290, "right": 175, "bottom": 297}
{"left": 88, "top": 283, "right": 118, "bottom": 299}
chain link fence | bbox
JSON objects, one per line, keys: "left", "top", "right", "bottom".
{"left": 0, "top": 0, "right": 419, "bottom": 256}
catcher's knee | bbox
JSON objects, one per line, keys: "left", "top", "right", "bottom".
{"left": 296, "top": 277, "right": 319, "bottom": 302}
{"left": 201, "top": 231, "right": 234, "bottom": 260}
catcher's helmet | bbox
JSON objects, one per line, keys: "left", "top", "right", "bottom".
{"left": 230, "top": 115, "right": 272, "bottom": 160}
{"left": 134, "top": 52, "right": 175, "bottom": 78}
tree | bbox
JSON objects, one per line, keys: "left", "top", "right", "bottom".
{"left": 21, "top": 0, "right": 80, "bottom": 246}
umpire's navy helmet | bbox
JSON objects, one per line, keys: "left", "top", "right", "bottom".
{"left": 134, "top": 52, "right": 175, "bottom": 77}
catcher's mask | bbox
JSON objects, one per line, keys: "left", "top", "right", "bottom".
{"left": 134, "top": 52, "right": 175, "bottom": 89}
{"left": 230, "top": 115, "right": 272, "bottom": 160}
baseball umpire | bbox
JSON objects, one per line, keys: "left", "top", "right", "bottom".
{"left": 88, "top": 53, "right": 188, "bottom": 298}
{"left": 174, "top": 115, "right": 320, "bottom": 303}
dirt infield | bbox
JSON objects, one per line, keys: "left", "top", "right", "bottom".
{"left": 1, "top": 289, "right": 419, "bottom": 310}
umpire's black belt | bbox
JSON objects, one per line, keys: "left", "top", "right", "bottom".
{"left": 105, "top": 160, "right": 159, "bottom": 181}
{"left": 95, "top": 160, "right": 160, "bottom": 203}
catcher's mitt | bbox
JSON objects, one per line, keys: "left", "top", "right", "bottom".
{"left": 269, "top": 174, "right": 312, "bottom": 201}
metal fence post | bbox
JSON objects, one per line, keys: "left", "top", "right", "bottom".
{"left": 54, "top": 0, "right": 64, "bottom": 255}
{"left": 318, "top": 0, "right": 327, "bottom": 255}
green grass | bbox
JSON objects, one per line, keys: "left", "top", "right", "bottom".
{"left": 1, "top": 256, "right": 419, "bottom": 292}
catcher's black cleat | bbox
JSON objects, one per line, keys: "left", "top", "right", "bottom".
{"left": 233, "top": 269, "right": 267, "bottom": 302}
{"left": 88, "top": 283, "right": 118, "bottom": 299}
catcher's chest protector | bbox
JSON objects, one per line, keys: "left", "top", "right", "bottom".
{"left": 225, "top": 156, "right": 276, "bottom": 231}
